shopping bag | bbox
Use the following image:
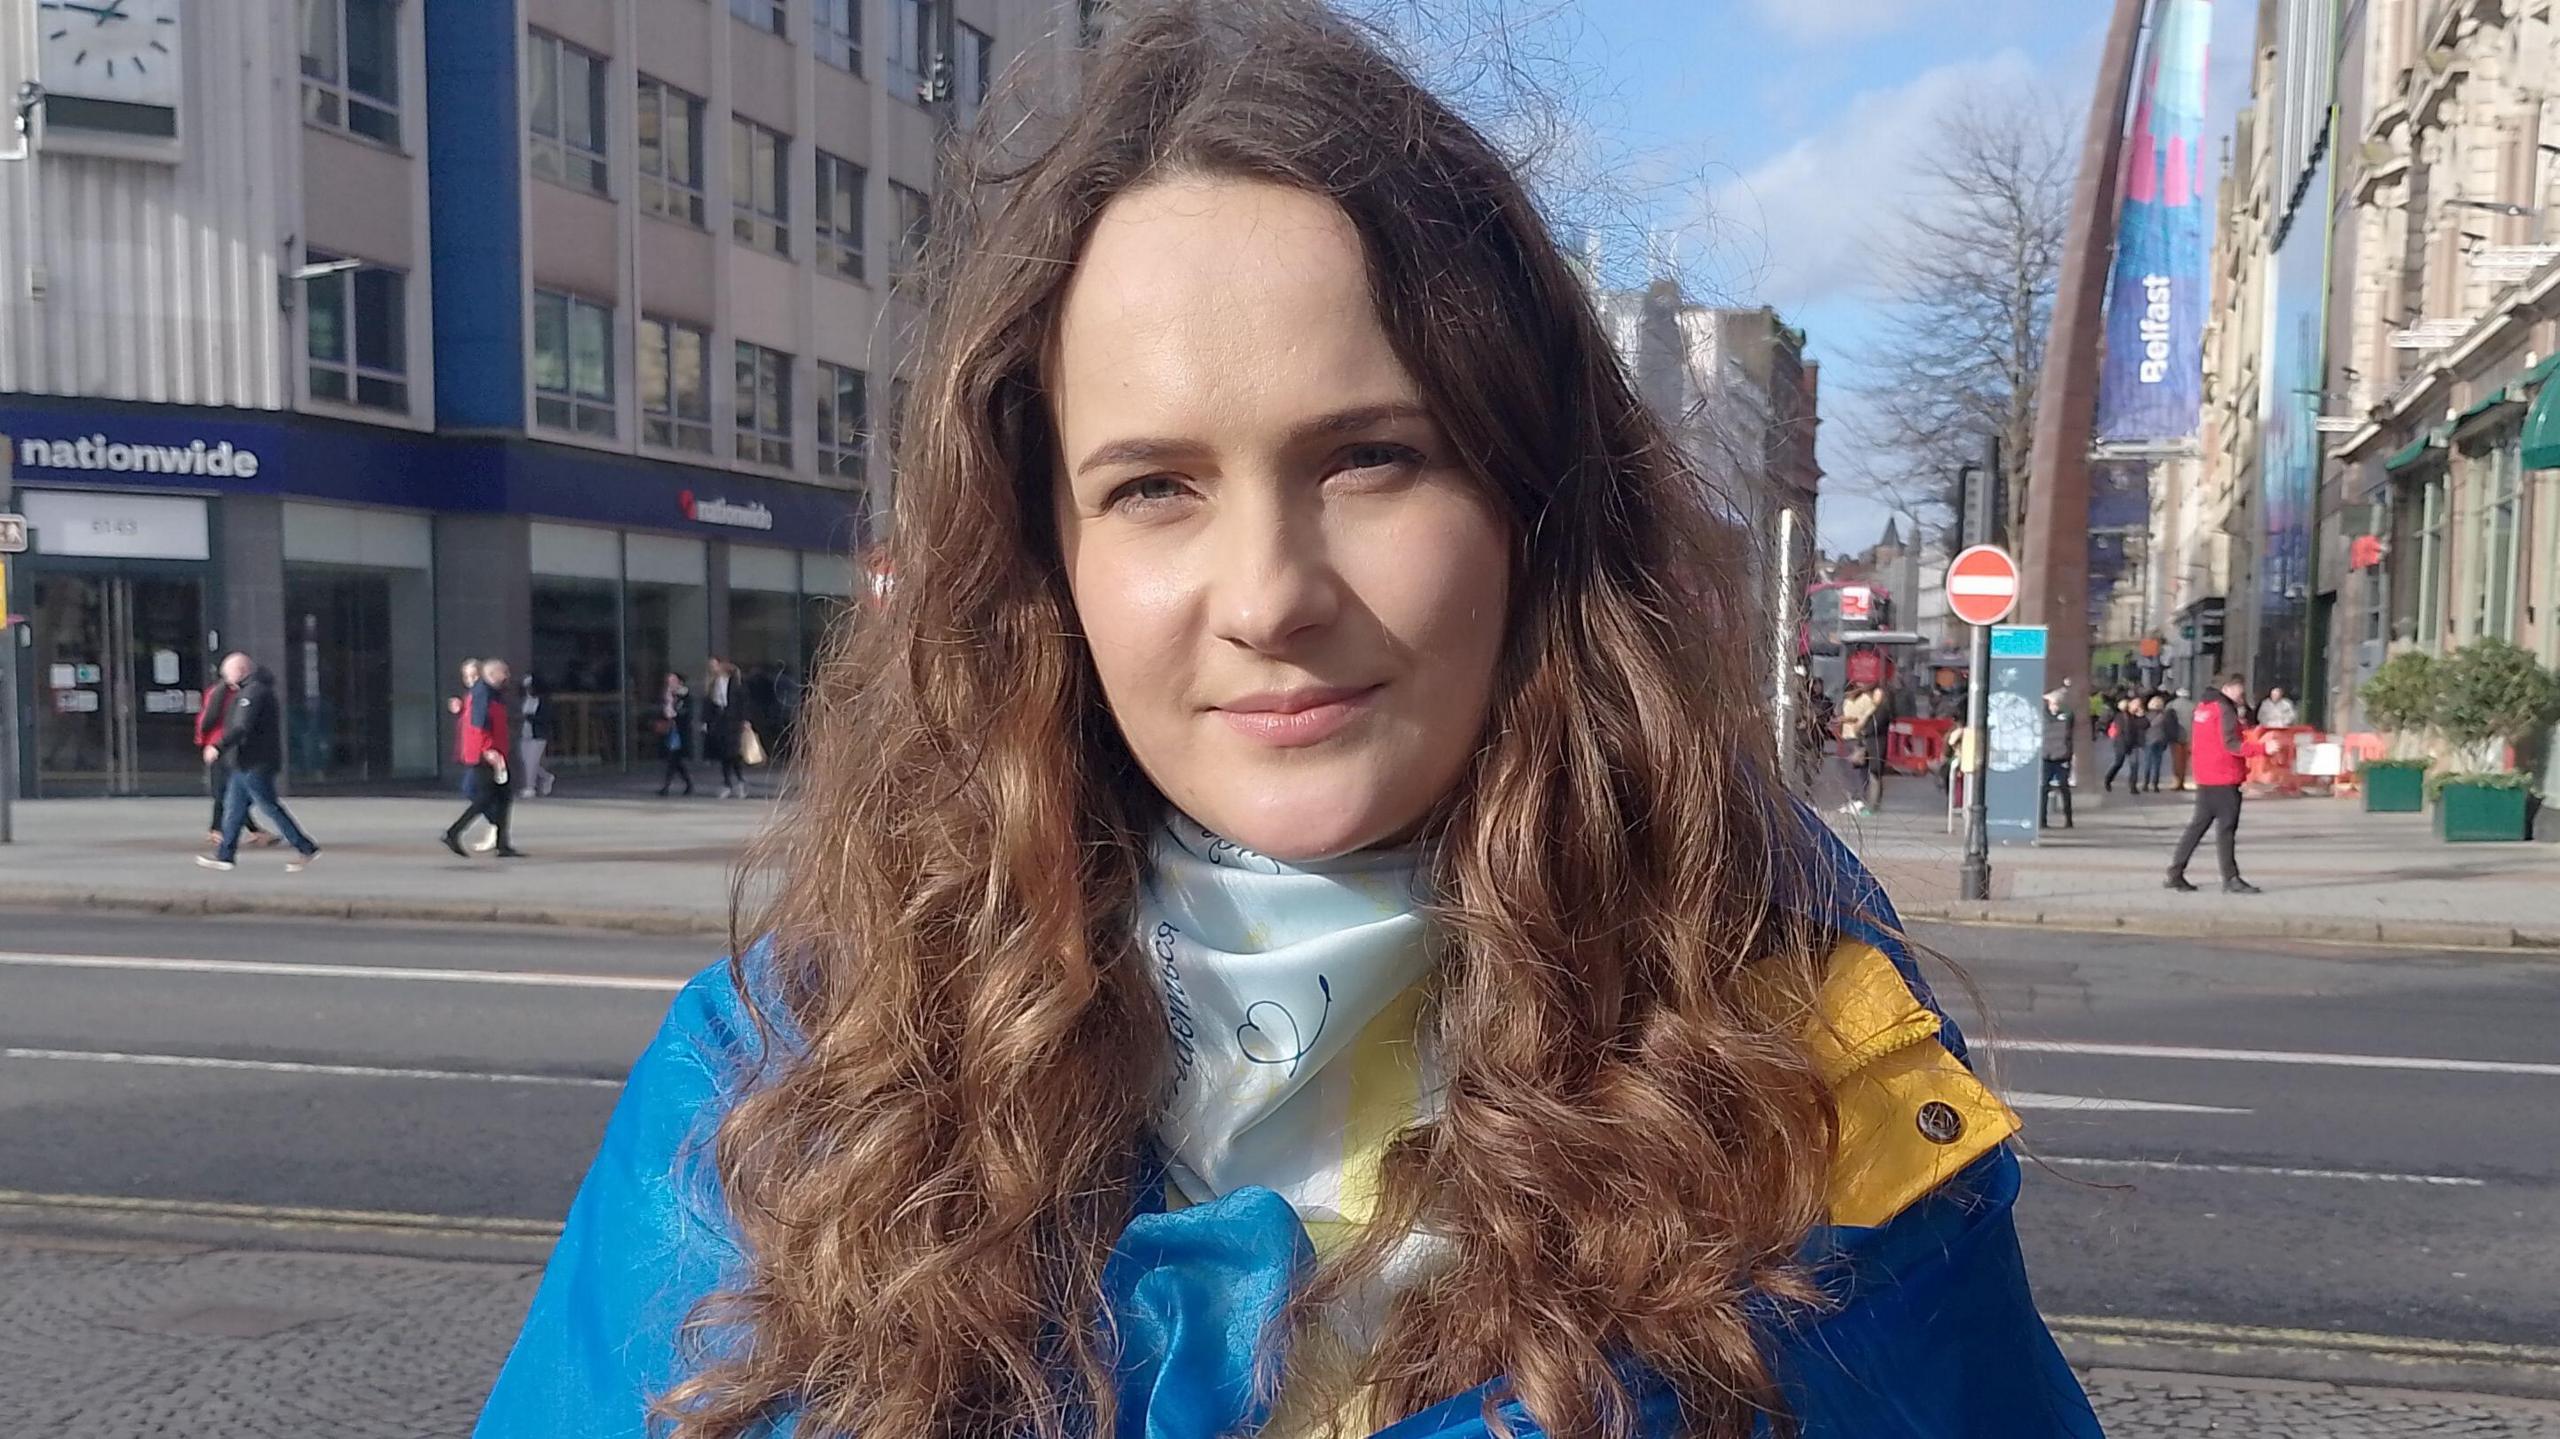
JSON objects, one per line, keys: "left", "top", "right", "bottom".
{"left": 741, "top": 723, "right": 768, "bottom": 767}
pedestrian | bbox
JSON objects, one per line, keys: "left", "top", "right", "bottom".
{"left": 2040, "top": 687, "right": 2076, "bottom": 829}
{"left": 2100, "top": 693, "right": 2142, "bottom": 793}
{"left": 473, "top": 8, "right": 2098, "bottom": 1433}
{"left": 1858, "top": 681, "right": 1895, "bottom": 812}
{"left": 449, "top": 658, "right": 503, "bottom": 850}
{"left": 703, "top": 657, "right": 750, "bottom": 799}
{"left": 2167, "top": 686, "right": 2196, "bottom": 790}
{"left": 2257, "top": 684, "right": 2298, "bottom": 729}
{"left": 2140, "top": 693, "right": 2179, "bottom": 793}
{"left": 2167, "top": 672, "right": 2265, "bottom": 895}
{"left": 194, "top": 652, "right": 321, "bottom": 873}
{"left": 1835, "top": 681, "right": 1882, "bottom": 816}
{"left": 442, "top": 657, "right": 524, "bottom": 859}
{"left": 193, "top": 667, "right": 272, "bottom": 850}
{"left": 654, "top": 671, "right": 696, "bottom": 797}
{"left": 518, "top": 671, "right": 557, "bottom": 798}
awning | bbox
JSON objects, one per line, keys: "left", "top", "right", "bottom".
{"left": 2526, "top": 377, "right": 2560, "bottom": 468}
{"left": 2457, "top": 389, "right": 2513, "bottom": 424}
{"left": 2523, "top": 353, "right": 2560, "bottom": 389}
{"left": 2383, "top": 430, "right": 2445, "bottom": 472}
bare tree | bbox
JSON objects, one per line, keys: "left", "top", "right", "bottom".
{"left": 1842, "top": 95, "right": 2071, "bottom": 554}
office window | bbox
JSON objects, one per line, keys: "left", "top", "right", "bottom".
{"left": 887, "top": 376, "right": 912, "bottom": 477}
{"left": 2478, "top": 438, "right": 2523, "bottom": 642}
{"left": 888, "top": 0, "right": 938, "bottom": 102}
{"left": 737, "top": 342, "right": 795, "bottom": 468}
{"left": 528, "top": 32, "right": 609, "bottom": 196}
{"left": 304, "top": 253, "right": 409, "bottom": 412}
{"left": 731, "top": 0, "right": 788, "bottom": 37}
{"left": 2415, "top": 470, "right": 2448, "bottom": 648}
{"left": 957, "top": 21, "right": 992, "bottom": 121}
{"left": 814, "top": 0, "right": 861, "bottom": 72}
{"left": 300, "top": 0, "right": 401, "bottom": 146}
{"left": 890, "top": 180, "right": 931, "bottom": 285}
{"left": 731, "top": 119, "right": 792, "bottom": 256}
{"left": 815, "top": 152, "right": 866, "bottom": 283}
{"left": 817, "top": 362, "right": 868, "bottom": 481}
{"left": 639, "top": 317, "right": 712, "bottom": 453}
{"left": 636, "top": 77, "right": 707, "bottom": 227}
{"left": 534, "top": 290, "right": 616, "bottom": 437}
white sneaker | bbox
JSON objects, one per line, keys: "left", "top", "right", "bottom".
{"left": 718, "top": 786, "right": 734, "bottom": 799}
{"left": 472, "top": 832, "right": 500, "bottom": 853}
{"left": 194, "top": 854, "right": 234, "bottom": 871}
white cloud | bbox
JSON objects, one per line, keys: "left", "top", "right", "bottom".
{"left": 1745, "top": 0, "right": 1936, "bottom": 45}
{"left": 1713, "top": 47, "right": 2049, "bottom": 310}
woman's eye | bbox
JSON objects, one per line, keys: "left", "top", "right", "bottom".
{"left": 1104, "top": 475, "right": 1193, "bottom": 511}
{"left": 1338, "top": 442, "right": 1424, "bottom": 477}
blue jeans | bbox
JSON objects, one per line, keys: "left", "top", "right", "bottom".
{"left": 217, "top": 768, "right": 317, "bottom": 861}
{"left": 2142, "top": 744, "right": 2169, "bottom": 789}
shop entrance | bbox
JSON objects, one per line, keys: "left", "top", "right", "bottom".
{"left": 28, "top": 567, "right": 211, "bottom": 796}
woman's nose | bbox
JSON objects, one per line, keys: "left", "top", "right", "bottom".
{"left": 1205, "top": 496, "right": 1340, "bottom": 655}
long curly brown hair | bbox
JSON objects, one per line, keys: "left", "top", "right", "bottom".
{"left": 662, "top": 3, "right": 1845, "bottom": 1436}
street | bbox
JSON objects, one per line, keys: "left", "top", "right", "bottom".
{"left": 5, "top": 907, "right": 2559, "bottom": 1434}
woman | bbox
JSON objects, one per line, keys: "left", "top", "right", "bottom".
{"left": 701, "top": 658, "right": 750, "bottom": 800}
{"left": 518, "top": 671, "right": 557, "bottom": 799}
{"left": 2101, "top": 692, "right": 2143, "bottom": 793}
{"left": 2140, "top": 694, "right": 2180, "bottom": 795}
{"left": 476, "top": 6, "right": 2093, "bottom": 1437}
{"left": 654, "top": 671, "right": 695, "bottom": 798}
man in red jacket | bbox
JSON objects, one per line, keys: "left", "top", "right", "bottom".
{"left": 2167, "top": 672, "right": 2265, "bottom": 894}
{"left": 442, "top": 658, "right": 523, "bottom": 859}
{"left": 194, "top": 674, "right": 271, "bottom": 848}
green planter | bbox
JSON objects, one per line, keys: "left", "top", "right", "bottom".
{"left": 2434, "top": 782, "right": 2532, "bottom": 842}
{"left": 2363, "top": 764, "right": 2427, "bottom": 813}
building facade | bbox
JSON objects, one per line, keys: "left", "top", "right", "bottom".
{"left": 1, "top": 0, "right": 1078, "bottom": 796}
{"left": 1595, "top": 281, "right": 1824, "bottom": 613}
{"left": 2326, "top": 0, "right": 2560, "bottom": 749}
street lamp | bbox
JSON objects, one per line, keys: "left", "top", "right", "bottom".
{"left": 287, "top": 257, "right": 363, "bottom": 283}
{"left": 2449, "top": 198, "right": 2540, "bottom": 218}
{"left": 0, "top": 82, "right": 45, "bottom": 163}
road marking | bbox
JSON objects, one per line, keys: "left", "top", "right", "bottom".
{"left": 2043, "top": 1155, "right": 2487, "bottom": 1186}
{"left": 1986, "top": 1038, "right": 2560, "bottom": 1078}
{"left": 0, "top": 1188, "right": 563, "bottom": 1242}
{"left": 0, "top": 949, "right": 689, "bottom": 992}
{"left": 1, "top": 1047, "right": 624, "bottom": 1089}
{"left": 2007, "top": 1091, "right": 2251, "bottom": 1115}
{"left": 2049, "top": 1312, "right": 2560, "bottom": 1367}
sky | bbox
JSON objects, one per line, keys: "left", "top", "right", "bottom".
{"left": 1385, "top": 0, "right": 2260, "bottom": 554}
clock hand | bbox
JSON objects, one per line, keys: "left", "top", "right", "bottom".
{"left": 90, "top": 0, "right": 130, "bottom": 24}
{"left": 38, "top": 1, "right": 118, "bottom": 14}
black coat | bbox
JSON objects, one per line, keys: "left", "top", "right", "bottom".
{"left": 216, "top": 668, "right": 287, "bottom": 774}
{"left": 2042, "top": 707, "right": 2076, "bottom": 763}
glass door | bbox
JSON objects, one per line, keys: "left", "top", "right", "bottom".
{"left": 29, "top": 569, "right": 206, "bottom": 795}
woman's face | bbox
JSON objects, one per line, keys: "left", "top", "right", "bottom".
{"left": 1050, "top": 177, "right": 1512, "bottom": 862}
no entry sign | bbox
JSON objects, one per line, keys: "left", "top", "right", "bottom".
{"left": 1946, "top": 544, "right": 2021, "bottom": 627}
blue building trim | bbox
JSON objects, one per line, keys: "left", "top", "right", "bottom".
{"left": 424, "top": 0, "right": 527, "bottom": 432}
{"left": 0, "top": 399, "right": 864, "bottom": 552}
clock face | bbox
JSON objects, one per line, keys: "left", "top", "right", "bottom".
{"left": 38, "top": 0, "right": 183, "bottom": 111}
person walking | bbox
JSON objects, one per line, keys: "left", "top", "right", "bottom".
{"left": 518, "top": 672, "right": 557, "bottom": 798}
{"left": 442, "top": 658, "right": 524, "bottom": 859}
{"left": 703, "top": 658, "right": 750, "bottom": 799}
{"left": 1834, "top": 682, "right": 1880, "bottom": 816}
{"left": 2100, "top": 693, "right": 2143, "bottom": 792}
{"left": 194, "top": 652, "right": 321, "bottom": 873}
{"left": 2040, "top": 688, "right": 2076, "bottom": 829}
{"left": 193, "top": 669, "right": 271, "bottom": 850}
{"left": 2257, "top": 685, "right": 2298, "bottom": 729}
{"left": 2140, "top": 693, "right": 2180, "bottom": 793}
{"left": 654, "top": 671, "right": 696, "bottom": 797}
{"left": 2167, "top": 686, "right": 2197, "bottom": 790}
{"left": 2167, "top": 673, "right": 2265, "bottom": 894}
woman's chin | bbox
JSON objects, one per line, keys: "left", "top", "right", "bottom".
{"left": 1176, "top": 787, "right": 1422, "bottom": 865}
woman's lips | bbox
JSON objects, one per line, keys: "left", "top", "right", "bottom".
{"left": 1214, "top": 686, "right": 1381, "bottom": 747}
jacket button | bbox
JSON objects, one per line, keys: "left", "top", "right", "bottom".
{"left": 1915, "top": 1100, "right": 1965, "bottom": 1145}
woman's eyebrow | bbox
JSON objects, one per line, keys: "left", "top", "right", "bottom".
{"left": 1073, "top": 402, "right": 1433, "bottom": 478}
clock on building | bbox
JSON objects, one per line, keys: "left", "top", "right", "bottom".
{"left": 36, "top": 0, "right": 183, "bottom": 139}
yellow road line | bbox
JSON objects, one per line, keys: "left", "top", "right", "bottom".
{"left": 2051, "top": 1313, "right": 2560, "bottom": 1366}
{"left": 0, "top": 1189, "right": 563, "bottom": 1242}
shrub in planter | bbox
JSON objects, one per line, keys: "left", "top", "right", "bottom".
{"left": 2428, "top": 771, "right": 2535, "bottom": 842}
{"left": 2426, "top": 641, "right": 2560, "bottom": 842}
{"left": 2360, "top": 650, "right": 2438, "bottom": 757}
{"left": 2360, "top": 757, "right": 2429, "bottom": 813}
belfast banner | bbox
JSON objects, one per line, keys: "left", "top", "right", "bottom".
{"left": 2096, "top": 0, "right": 2212, "bottom": 444}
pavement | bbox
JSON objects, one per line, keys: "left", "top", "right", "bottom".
{"left": 9, "top": 1233, "right": 2560, "bottom": 1437}
{"left": 6, "top": 766, "right": 2559, "bottom": 949}
{"left": 1817, "top": 764, "right": 2560, "bottom": 948}
{"left": 5, "top": 908, "right": 2558, "bottom": 1433}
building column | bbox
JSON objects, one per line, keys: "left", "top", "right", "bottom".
{"left": 432, "top": 512, "right": 533, "bottom": 779}
{"left": 215, "top": 494, "right": 287, "bottom": 681}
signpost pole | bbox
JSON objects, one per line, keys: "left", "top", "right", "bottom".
{"left": 1960, "top": 619, "right": 1990, "bottom": 900}
{"left": 1, "top": 450, "right": 16, "bottom": 845}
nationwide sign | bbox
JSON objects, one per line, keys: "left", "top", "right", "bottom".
{"left": 14, "top": 432, "right": 264, "bottom": 478}
{"left": 678, "top": 490, "right": 775, "bottom": 531}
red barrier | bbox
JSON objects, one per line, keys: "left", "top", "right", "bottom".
{"left": 1888, "top": 717, "right": 1954, "bottom": 776}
